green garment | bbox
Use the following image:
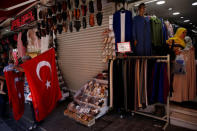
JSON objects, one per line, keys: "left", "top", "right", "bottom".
{"left": 150, "top": 17, "right": 163, "bottom": 46}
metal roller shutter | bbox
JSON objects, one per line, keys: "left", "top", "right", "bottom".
{"left": 57, "top": 0, "right": 114, "bottom": 92}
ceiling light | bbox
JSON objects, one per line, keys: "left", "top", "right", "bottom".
{"left": 184, "top": 20, "right": 190, "bottom": 23}
{"left": 192, "top": 2, "right": 197, "bottom": 6}
{"left": 190, "top": 23, "right": 192, "bottom": 25}
{"left": 180, "top": 17, "right": 184, "bottom": 19}
{"left": 0, "top": 0, "right": 36, "bottom": 11}
{"left": 134, "top": 4, "right": 139, "bottom": 7}
{"left": 173, "top": 12, "right": 180, "bottom": 15}
{"left": 156, "top": 1, "right": 166, "bottom": 5}
{"left": 145, "top": 0, "right": 158, "bottom": 4}
{"left": 168, "top": 8, "right": 172, "bottom": 10}
{"left": 192, "top": 30, "right": 197, "bottom": 34}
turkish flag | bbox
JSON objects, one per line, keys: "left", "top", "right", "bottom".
{"left": 21, "top": 48, "right": 62, "bottom": 122}
{"left": 4, "top": 71, "right": 25, "bottom": 120}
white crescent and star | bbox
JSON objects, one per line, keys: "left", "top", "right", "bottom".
{"left": 36, "top": 61, "right": 52, "bottom": 89}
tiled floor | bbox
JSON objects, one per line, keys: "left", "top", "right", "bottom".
{"left": 0, "top": 100, "right": 194, "bottom": 131}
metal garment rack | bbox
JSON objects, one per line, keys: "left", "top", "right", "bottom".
{"left": 116, "top": 55, "right": 170, "bottom": 130}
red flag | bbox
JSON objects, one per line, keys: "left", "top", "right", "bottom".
{"left": 4, "top": 71, "right": 25, "bottom": 120}
{"left": 21, "top": 48, "right": 62, "bottom": 122}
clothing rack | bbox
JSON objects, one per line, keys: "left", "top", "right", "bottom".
{"left": 116, "top": 55, "right": 170, "bottom": 130}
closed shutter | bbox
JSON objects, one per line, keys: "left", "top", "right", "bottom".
{"left": 57, "top": 0, "right": 114, "bottom": 92}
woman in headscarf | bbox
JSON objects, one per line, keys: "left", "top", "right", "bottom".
{"left": 168, "top": 27, "right": 196, "bottom": 102}
{"left": 166, "top": 27, "right": 187, "bottom": 55}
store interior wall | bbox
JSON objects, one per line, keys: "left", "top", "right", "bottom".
{"left": 57, "top": 0, "right": 114, "bottom": 92}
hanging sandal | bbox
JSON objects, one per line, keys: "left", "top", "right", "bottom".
{"left": 107, "top": 37, "right": 112, "bottom": 44}
{"left": 102, "top": 37, "right": 108, "bottom": 44}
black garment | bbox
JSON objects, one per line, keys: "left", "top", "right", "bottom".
{"left": 147, "top": 59, "right": 156, "bottom": 104}
{"left": 41, "top": 20, "right": 46, "bottom": 28}
{"left": 62, "top": 11, "right": 67, "bottom": 21}
{"left": 127, "top": 59, "right": 135, "bottom": 110}
{"left": 37, "top": 22, "right": 41, "bottom": 30}
{"left": 47, "top": 18, "right": 53, "bottom": 28}
{"left": 41, "top": 29, "right": 47, "bottom": 37}
{"left": 57, "top": 2, "right": 62, "bottom": 12}
{"left": 36, "top": 31, "right": 41, "bottom": 39}
{"left": 122, "top": 60, "right": 128, "bottom": 110}
{"left": 69, "top": 22, "right": 73, "bottom": 32}
{"left": 96, "top": 12, "right": 103, "bottom": 26}
{"left": 52, "top": 16, "right": 57, "bottom": 25}
{"left": 62, "top": 1, "right": 67, "bottom": 11}
{"left": 57, "top": 13, "right": 63, "bottom": 23}
{"left": 47, "top": 8, "right": 52, "bottom": 17}
{"left": 89, "top": 1, "right": 94, "bottom": 13}
{"left": 57, "top": 24, "right": 63, "bottom": 34}
{"left": 39, "top": 11, "right": 43, "bottom": 19}
{"left": 82, "top": 0, "right": 86, "bottom": 4}
{"left": 113, "top": 59, "right": 124, "bottom": 109}
{"left": 97, "top": 0, "right": 102, "bottom": 11}
{"left": 75, "top": 0, "right": 79, "bottom": 8}
{"left": 107, "top": 60, "right": 111, "bottom": 106}
{"left": 68, "top": 0, "right": 71, "bottom": 10}
{"left": 74, "top": 21, "right": 81, "bottom": 32}
{"left": 150, "top": 62, "right": 162, "bottom": 104}
{"left": 52, "top": 5, "right": 57, "bottom": 14}
{"left": 113, "top": 59, "right": 136, "bottom": 111}
{"left": 46, "top": 22, "right": 50, "bottom": 35}
{"left": 82, "top": 17, "right": 87, "bottom": 29}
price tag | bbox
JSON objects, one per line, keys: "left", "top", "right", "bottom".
{"left": 117, "top": 42, "right": 132, "bottom": 53}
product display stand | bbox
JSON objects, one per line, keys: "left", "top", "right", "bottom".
{"left": 116, "top": 55, "right": 170, "bottom": 130}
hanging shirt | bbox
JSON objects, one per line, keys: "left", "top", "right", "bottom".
{"left": 150, "top": 17, "right": 163, "bottom": 47}
{"left": 160, "top": 18, "right": 168, "bottom": 45}
{"left": 113, "top": 10, "right": 133, "bottom": 51}
{"left": 27, "top": 29, "right": 41, "bottom": 52}
{"left": 17, "top": 32, "right": 27, "bottom": 58}
{"left": 133, "top": 15, "right": 152, "bottom": 56}
{"left": 164, "top": 20, "right": 174, "bottom": 38}
{"left": 41, "top": 35, "right": 50, "bottom": 53}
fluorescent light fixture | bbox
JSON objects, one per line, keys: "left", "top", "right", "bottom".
{"left": 168, "top": 8, "right": 172, "bottom": 10}
{"left": 192, "top": 30, "right": 197, "bottom": 33}
{"left": 173, "top": 12, "right": 180, "bottom": 15}
{"left": 0, "top": 0, "right": 36, "bottom": 11}
{"left": 145, "top": 0, "right": 158, "bottom": 4}
{"left": 192, "top": 2, "right": 197, "bottom": 6}
{"left": 134, "top": 4, "right": 139, "bottom": 7}
{"left": 180, "top": 16, "right": 184, "bottom": 18}
{"left": 184, "top": 20, "right": 190, "bottom": 23}
{"left": 156, "top": 1, "right": 166, "bottom": 5}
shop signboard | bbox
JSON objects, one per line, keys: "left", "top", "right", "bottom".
{"left": 11, "top": 8, "right": 36, "bottom": 31}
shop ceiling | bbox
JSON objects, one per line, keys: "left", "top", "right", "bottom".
{"left": 0, "top": 0, "right": 38, "bottom": 27}
{"left": 144, "top": 0, "right": 197, "bottom": 29}
{"left": 0, "top": 0, "right": 197, "bottom": 29}
{"left": 117, "top": 0, "right": 197, "bottom": 29}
